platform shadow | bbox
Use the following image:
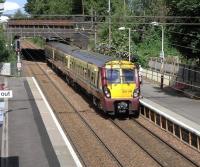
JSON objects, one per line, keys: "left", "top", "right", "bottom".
{"left": 0, "top": 156, "right": 19, "bottom": 167}
{"left": 21, "top": 48, "right": 45, "bottom": 62}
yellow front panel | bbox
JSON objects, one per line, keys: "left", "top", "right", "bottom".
{"left": 105, "top": 60, "right": 136, "bottom": 98}
{"left": 105, "top": 60, "right": 135, "bottom": 69}
{"left": 108, "top": 83, "right": 136, "bottom": 98}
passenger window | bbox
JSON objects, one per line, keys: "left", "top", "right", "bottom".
{"left": 88, "top": 70, "right": 91, "bottom": 80}
{"left": 91, "top": 72, "right": 94, "bottom": 84}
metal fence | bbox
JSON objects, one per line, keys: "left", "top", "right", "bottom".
{"left": 143, "top": 57, "right": 200, "bottom": 98}
{"left": 140, "top": 101, "right": 200, "bottom": 152}
{"left": 0, "top": 62, "right": 20, "bottom": 77}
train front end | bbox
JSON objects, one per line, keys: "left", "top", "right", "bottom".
{"left": 101, "top": 60, "right": 140, "bottom": 116}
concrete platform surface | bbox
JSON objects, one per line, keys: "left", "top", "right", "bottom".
{"left": 0, "top": 77, "right": 81, "bottom": 167}
{"left": 141, "top": 79, "right": 200, "bottom": 126}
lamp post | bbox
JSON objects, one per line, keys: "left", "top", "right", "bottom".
{"left": 151, "top": 21, "right": 165, "bottom": 89}
{"left": 108, "top": 0, "right": 111, "bottom": 48}
{"left": 118, "top": 26, "right": 131, "bottom": 61}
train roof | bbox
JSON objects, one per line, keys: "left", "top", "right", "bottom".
{"left": 47, "top": 42, "right": 75, "bottom": 54}
{"left": 46, "top": 42, "right": 117, "bottom": 67}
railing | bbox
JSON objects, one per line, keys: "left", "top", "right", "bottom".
{"left": 0, "top": 62, "right": 20, "bottom": 77}
{"left": 143, "top": 57, "right": 200, "bottom": 99}
{"left": 139, "top": 57, "right": 200, "bottom": 151}
{"left": 140, "top": 99, "right": 200, "bottom": 152}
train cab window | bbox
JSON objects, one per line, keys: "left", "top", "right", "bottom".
{"left": 106, "top": 69, "right": 120, "bottom": 83}
{"left": 122, "top": 69, "right": 135, "bottom": 83}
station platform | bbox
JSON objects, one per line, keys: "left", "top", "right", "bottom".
{"left": 140, "top": 79, "right": 200, "bottom": 134}
{"left": 0, "top": 77, "right": 81, "bottom": 167}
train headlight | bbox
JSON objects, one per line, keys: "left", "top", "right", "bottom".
{"left": 103, "top": 86, "right": 111, "bottom": 98}
{"left": 133, "top": 88, "right": 140, "bottom": 98}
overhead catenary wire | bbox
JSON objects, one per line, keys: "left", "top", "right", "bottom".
{"left": 168, "top": 30, "right": 200, "bottom": 38}
{"left": 171, "top": 43, "right": 200, "bottom": 52}
{"left": 8, "top": 15, "right": 200, "bottom": 59}
{"left": 7, "top": 14, "right": 200, "bottom": 19}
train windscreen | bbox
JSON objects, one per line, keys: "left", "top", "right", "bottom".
{"left": 106, "top": 68, "right": 135, "bottom": 84}
{"left": 106, "top": 69, "right": 120, "bottom": 83}
{"left": 122, "top": 69, "right": 135, "bottom": 83}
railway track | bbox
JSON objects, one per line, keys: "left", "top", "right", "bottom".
{"left": 110, "top": 119, "right": 200, "bottom": 167}
{"left": 21, "top": 43, "right": 125, "bottom": 167}
{"left": 20, "top": 40, "right": 200, "bottom": 167}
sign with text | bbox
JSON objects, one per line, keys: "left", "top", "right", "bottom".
{"left": 0, "top": 90, "right": 13, "bottom": 98}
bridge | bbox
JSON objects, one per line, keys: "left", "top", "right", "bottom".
{"left": 5, "top": 18, "right": 94, "bottom": 49}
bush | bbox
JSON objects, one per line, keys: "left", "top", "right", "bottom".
{"left": 0, "top": 31, "right": 16, "bottom": 63}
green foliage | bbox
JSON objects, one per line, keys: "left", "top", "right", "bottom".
{"left": 13, "top": 9, "right": 26, "bottom": 18}
{"left": 24, "top": 0, "right": 199, "bottom": 64}
{"left": 136, "top": 28, "right": 181, "bottom": 66}
{"left": 29, "top": 37, "right": 45, "bottom": 48}
{"left": 84, "top": 0, "right": 109, "bottom": 15}
{"left": 0, "top": 31, "right": 16, "bottom": 63}
{"left": 166, "top": 0, "right": 200, "bottom": 59}
{"left": 72, "top": 0, "right": 82, "bottom": 14}
{"left": 128, "top": 0, "right": 167, "bottom": 16}
{"left": 25, "top": 0, "right": 47, "bottom": 15}
{"left": 25, "top": 0, "right": 72, "bottom": 15}
{"left": 24, "top": 0, "right": 126, "bottom": 16}
{"left": 46, "top": 0, "right": 72, "bottom": 15}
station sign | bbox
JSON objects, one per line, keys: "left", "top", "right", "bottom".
{"left": 17, "top": 62, "right": 21, "bottom": 70}
{"left": 0, "top": 110, "right": 3, "bottom": 125}
{"left": 0, "top": 90, "right": 13, "bottom": 98}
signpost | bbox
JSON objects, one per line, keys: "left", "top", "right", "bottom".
{"left": 0, "top": 90, "right": 13, "bottom": 98}
{"left": 0, "top": 88, "right": 12, "bottom": 125}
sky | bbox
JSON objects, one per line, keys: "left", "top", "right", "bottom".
{"left": 3, "top": 0, "right": 27, "bottom": 14}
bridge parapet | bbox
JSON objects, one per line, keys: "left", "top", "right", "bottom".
{"left": 7, "top": 19, "right": 74, "bottom": 27}
{"left": 5, "top": 18, "right": 93, "bottom": 49}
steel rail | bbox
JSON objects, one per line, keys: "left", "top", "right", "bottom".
{"left": 22, "top": 48, "right": 87, "bottom": 167}
{"left": 109, "top": 118, "right": 200, "bottom": 167}
{"left": 22, "top": 46, "right": 124, "bottom": 167}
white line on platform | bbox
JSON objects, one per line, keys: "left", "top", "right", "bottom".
{"left": 1, "top": 78, "right": 9, "bottom": 167}
{"left": 32, "top": 77, "right": 83, "bottom": 167}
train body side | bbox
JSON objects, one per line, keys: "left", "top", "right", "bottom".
{"left": 45, "top": 43, "right": 103, "bottom": 98}
{"left": 45, "top": 42, "right": 140, "bottom": 116}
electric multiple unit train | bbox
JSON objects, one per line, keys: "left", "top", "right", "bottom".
{"left": 45, "top": 42, "right": 140, "bottom": 116}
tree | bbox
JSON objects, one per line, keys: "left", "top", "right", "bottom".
{"left": 166, "top": 0, "right": 200, "bottom": 59}
{"left": 13, "top": 9, "right": 26, "bottom": 18}
{"left": 0, "top": 30, "right": 15, "bottom": 62}
{"left": 46, "top": 0, "right": 72, "bottom": 15}
{"left": 25, "top": 0, "right": 48, "bottom": 15}
{"left": 25, "top": 0, "right": 72, "bottom": 15}
{"left": 71, "top": 0, "right": 83, "bottom": 14}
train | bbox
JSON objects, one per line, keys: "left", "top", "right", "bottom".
{"left": 45, "top": 42, "right": 141, "bottom": 116}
